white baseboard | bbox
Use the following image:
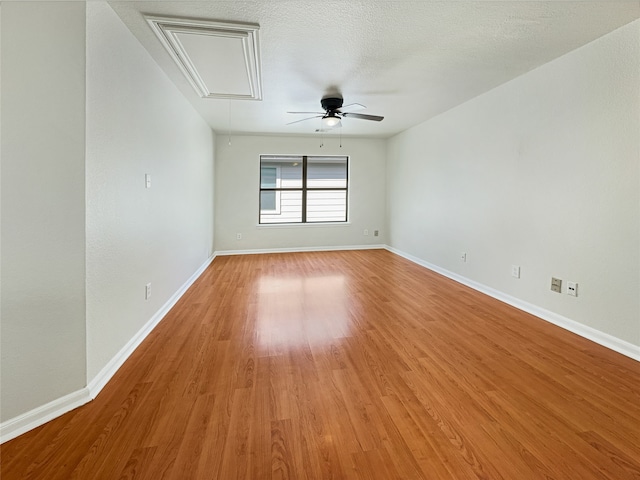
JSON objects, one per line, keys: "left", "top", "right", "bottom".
{"left": 0, "top": 254, "right": 216, "bottom": 445}
{"left": 215, "top": 244, "right": 386, "bottom": 256}
{"left": 87, "top": 254, "right": 216, "bottom": 398}
{"left": 5, "top": 247, "right": 634, "bottom": 446}
{"left": 0, "top": 388, "right": 91, "bottom": 444}
{"left": 386, "top": 246, "right": 640, "bottom": 362}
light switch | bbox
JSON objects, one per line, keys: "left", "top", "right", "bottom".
{"left": 145, "top": 174, "right": 151, "bottom": 188}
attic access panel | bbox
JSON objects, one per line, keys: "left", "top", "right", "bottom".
{"left": 146, "top": 16, "right": 262, "bottom": 100}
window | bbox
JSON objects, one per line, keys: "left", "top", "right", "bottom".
{"left": 259, "top": 155, "right": 348, "bottom": 224}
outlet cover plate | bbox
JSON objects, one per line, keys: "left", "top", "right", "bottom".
{"left": 511, "top": 265, "right": 520, "bottom": 278}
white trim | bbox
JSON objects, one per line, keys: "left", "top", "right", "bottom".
{"left": 0, "top": 388, "right": 91, "bottom": 444}
{"left": 215, "top": 244, "right": 385, "bottom": 256}
{"left": 256, "top": 222, "right": 352, "bottom": 228}
{"left": 0, "top": 254, "right": 216, "bottom": 445}
{"left": 87, "top": 254, "right": 216, "bottom": 398}
{"left": 6, "top": 246, "right": 633, "bottom": 446}
{"left": 386, "top": 246, "right": 640, "bottom": 362}
{"left": 146, "top": 16, "right": 262, "bottom": 100}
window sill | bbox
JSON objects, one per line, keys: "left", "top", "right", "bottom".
{"left": 257, "top": 222, "right": 351, "bottom": 228}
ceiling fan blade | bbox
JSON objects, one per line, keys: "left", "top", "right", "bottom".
{"left": 342, "top": 112, "right": 384, "bottom": 122}
{"left": 339, "top": 103, "right": 366, "bottom": 112}
{"left": 286, "top": 115, "right": 322, "bottom": 125}
{"left": 287, "top": 111, "right": 325, "bottom": 115}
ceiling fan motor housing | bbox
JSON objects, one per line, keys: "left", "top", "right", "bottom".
{"left": 321, "top": 97, "right": 344, "bottom": 112}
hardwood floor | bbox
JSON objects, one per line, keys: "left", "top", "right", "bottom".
{"left": 2, "top": 249, "right": 639, "bottom": 479}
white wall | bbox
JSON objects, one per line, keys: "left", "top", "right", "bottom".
{"left": 387, "top": 20, "right": 640, "bottom": 348}
{"left": 215, "top": 135, "right": 386, "bottom": 251}
{"left": 86, "top": 2, "right": 215, "bottom": 382}
{"left": 1, "top": 2, "right": 87, "bottom": 421}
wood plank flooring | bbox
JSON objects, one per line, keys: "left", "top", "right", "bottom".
{"left": 2, "top": 249, "right": 639, "bottom": 479}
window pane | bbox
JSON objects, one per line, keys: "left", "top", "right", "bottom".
{"left": 260, "top": 190, "right": 276, "bottom": 211}
{"left": 260, "top": 190, "right": 303, "bottom": 223}
{"left": 306, "top": 190, "right": 347, "bottom": 222}
{"left": 261, "top": 156, "right": 303, "bottom": 188}
{"left": 307, "top": 157, "right": 347, "bottom": 188}
{"left": 260, "top": 167, "right": 277, "bottom": 188}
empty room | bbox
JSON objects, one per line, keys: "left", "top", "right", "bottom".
{"left": 1, "top": 1, "right": 639, "bottom": 479}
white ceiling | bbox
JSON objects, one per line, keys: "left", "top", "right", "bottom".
{"left": 110, "top": 1, "right": 640, "bottom": 138}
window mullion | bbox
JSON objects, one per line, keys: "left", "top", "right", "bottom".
{"left": 302, "top": 155, "right": 308, "bottom": 223}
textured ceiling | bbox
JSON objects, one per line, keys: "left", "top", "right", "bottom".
{"left": 110, "top": 1, "right": 640, "bottom": 138}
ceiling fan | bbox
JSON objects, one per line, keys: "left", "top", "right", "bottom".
{"left": 287, "top": 96, "right": 384, "bottom": 129}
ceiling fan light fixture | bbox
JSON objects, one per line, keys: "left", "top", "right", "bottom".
{"left": 322, "top": 115, "right": 341, "bottom": 128}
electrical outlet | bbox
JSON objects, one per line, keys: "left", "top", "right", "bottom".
{"left": 364, "top": 229, "right": 369, "bottom": 236}
{"left": 145, "top": 283, "right": 151, "bottom": 300}
{"left": 460, "top": 252, "right": 467, "bottom": 263}
{"left": 551, "top": 277, "right": 562, "bottom": 293}
{"left": 374, "top": 230, "right": 379, "bottom": 237}
{"left": 236, "top": 233, "right": 242, "bottom": 240}
{"left": 567, "top": 281, "right": 578, "bottom": 297}
{"left": 511, "top": 265, "right": 520, "bottom": 278}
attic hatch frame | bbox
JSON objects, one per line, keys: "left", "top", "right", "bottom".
{"left": 146, "top": 16, "right": 262, "bottom": 101}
